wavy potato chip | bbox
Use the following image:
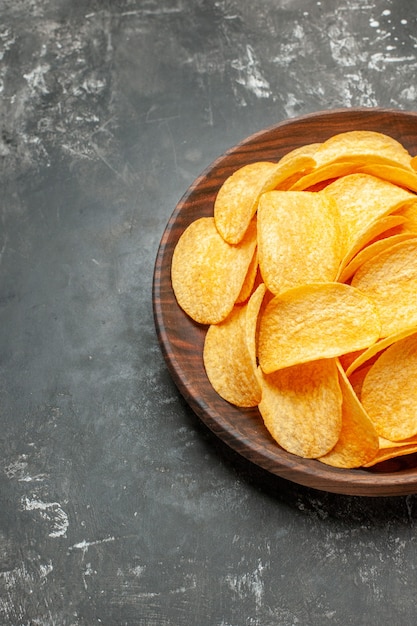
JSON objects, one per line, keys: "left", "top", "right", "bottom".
{"left": 335, "top": 214, "right": 409, "bottom": 278}
{"left": 171, "top": 217, "right": 257, "bottom": 324}
{"left": 291, "top": 131, "right": 417, "bottom": 192}
{"left": 313, "top": 130, "right": 414, "bottom": 170}
{"left": 363, "top": 443, "right": 417, "bottom": 468}
{"left": 289, "top": 162, "right": 361, "bottom": 191}
{"left": 363, "top": 434, "right": 417, "bottom": 467}
{"left": 236, "top": 248, "right": 259, "bottom": 304}
{"left": 395, "top": 202, "right": 417, "bottom": 234}
{"left": 203, "top": 284, "right": 266, "bottom": 407}
{"left": 361, "top": 333, "right": 417, "bottom": 441}
{"left": 324, "top": 173, "right": 417, "bottom": 258}
{"left": 214, "top": 156, "right": 314, "bottom": 244}
{"left": 318, "top": 363, "right": 379, "bottom": 468}
{"left": 258, "top": 283, "right": 381, "bottom": 373}
{"left": 351, "top": 239, "right": 417, "bottom": 337}
{"left": 337, "top": 233, "right": 416, "bottom": 283}
{"left": 345, "top": 326, "right": 417, "bottom": 377}
{"left": 358, "top": 163, "right": 417, "bottom": 193}
{"left": 257, "top": 191, "right": 341, "bottom": 295}
{"left": 258, "top": 359, "right": 342, "bottom": 458}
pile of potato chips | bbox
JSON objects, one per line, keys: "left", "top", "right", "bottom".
{"left": 171, "top": 130, "right": 417, "bottom": 469}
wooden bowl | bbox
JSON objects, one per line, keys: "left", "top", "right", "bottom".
{"left": 153, "top": 107, "right": 417, "bottom": 497}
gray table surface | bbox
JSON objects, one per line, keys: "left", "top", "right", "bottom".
{"left": 1, "top": 1, "right": 417, "bottom": 624}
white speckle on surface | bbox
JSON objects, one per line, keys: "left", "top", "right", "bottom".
{"left": 370, "top": 19, "right": 380, "bottom": 28}
{"left": 284, "top": 93, "right": 304, "bottom": 117}
{"left": 401, "top": 19, "right": 408, "bottom": 25}
{"left": 399, "top": 85, "right": 417, "bottom": 101}
{"left": 4, "top": 456, "right": 46, "bottom": 483}
{"left": 224, "top": 559, "right": 266, "bottom": 609}
{"left": 21, "top": 497, "right": 69, "bottom": 538}
{"left": 23, "top": 64, "right": 50, "bottom": 96}
{"left": 231, "top": 45, "right": 271, "bottom": 100}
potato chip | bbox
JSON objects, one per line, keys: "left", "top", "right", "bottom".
{"left": 348, "top": 364, "right": 372, "bottom": 399}
{"left": 379, "top": 435, "right": 417, "bottom": 449}
{"left": 289, "top": 162, "right": 361, "bottom": 191}
{"left": 257, "top": 191, "right": 341, "bottom": 295}
{"left": 317, "top": 362, "right": 378, "bottom": 468}
{"left": 337, "top": 214, "right": 408, "bottom": 274}
{"left": 245, "top": 283, "right": 267, "bottom": 372}
{"left": 363, "top": 443, "right": 417, "bottom": 467}
{"left": 345, "top": 326, "right": 417, "bottom": 377}
{"left": 203, "top": 284, "right": 266, "bottom": 407}
{"left": 291, "top": 131, "right": 417, "bottom": 192}
{"left": 171, "top": 217, "right": 257, "bottom": 324}
{"left": 214, "top": 156, "right": 314, "bottom": 244}
{"left": 351, "top": 239, "right": 417, "bottom": 337}
{"left": 358, "top": 163, "right": 417, "bottom": 193}
{"left": 313, "top": 130, "right": 414, "bottom": 170}
{"left": 258, "top": 283, "right": 381, "bottom": 373}
{"left": 323, "top": 173, "right": 417, "bottom": 258}
{"left": 278, "top": 142, "right": 321, "bottom": 163}
{"left": 258, "top": 359, "right": 342, "bottom": 458}
{"left": 395, "top": 202, "right": 417, "bottom": 234}
{"left": 337, "top": 233, "right": 416, "bottom": 283}
{"left": 361, "top": 332, "right": 417, "bottom": 440}
{"left": 236, "top": 248, "right": 259, "bottom": 304}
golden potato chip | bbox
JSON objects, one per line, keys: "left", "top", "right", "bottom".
{"left": 318, "top": 363, "right": 379, "bottom": 468}
{"left": 337, "top": 233, "right": 416, "bottom": 283}
{"left": 245, "top": 283, "right": 267, "bottom": 372}
{"left": 361, "top": 332, "right": 417, "bottom": 440}
{"left": 313, "top": 130, "right": 414, "bottom": 170}
{"left": 340, "top": 215, "right": 409, "bottom": 276}
{"left": 214, "top": 155, "right": 315, "bottom": 244}
{"left": 348, "top": 364, "right": 372, "bottom": 399}
{"left": 257, "top": 191, "right": 341, "bottom": 295}
{"left": 338, "top": 214, "right": 409, "bottom": 274}
{"left": 351, "top": 239, "right": 417, "bottom": 337}
{"left": 345, "top": 326, "right": 417, "bottom": 377}
{"left": 278, "top": 142, "right": 321, "bottom": 163}
{"left": 203, "top": 284, "right": 266, "bottom": 407}
{"left": 236, "top": 248, "right": 258, "bottom": 304}
{"left": 289, "top": 162, "right": 360, "bottom": 191}
{"left": 258, "top": 359, "right": 342, "bottom": 458}
{"left": 324, "top": 173, "right": 417, "bottom": 258}
{"left": 395, "top": 202, "right": 417, "bottom": 234}
{"left": 171, "top": 217, "right": 257, "bottom": 324}
{"left": 358, "top": 163, "right": 417, "bottom": 193}
{"left": 258, "top": 283, "right": 381, "bottom": 373}
{"left": 379, "top": 435, "right": 417, "bottom": 449}
{"left": 363, "top": 443, "right": 417, "bottom": 467}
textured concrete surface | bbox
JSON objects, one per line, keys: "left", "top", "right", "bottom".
{"left": 1, "top": 1, "right": 417, "bottom": 624}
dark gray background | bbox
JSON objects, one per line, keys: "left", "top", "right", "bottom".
{"left": 1, "top": 1, "right": 417, "bottom": 624}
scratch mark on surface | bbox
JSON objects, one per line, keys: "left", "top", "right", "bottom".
{"left": 21, "top": 497, "right": 69, "bottom": 538}
{"left": 68, "top": 536, "right": 116, "bottom": 555}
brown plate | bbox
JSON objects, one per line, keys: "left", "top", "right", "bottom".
{"left": 153, "top": 107, "right": 417, "bottom": 497}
